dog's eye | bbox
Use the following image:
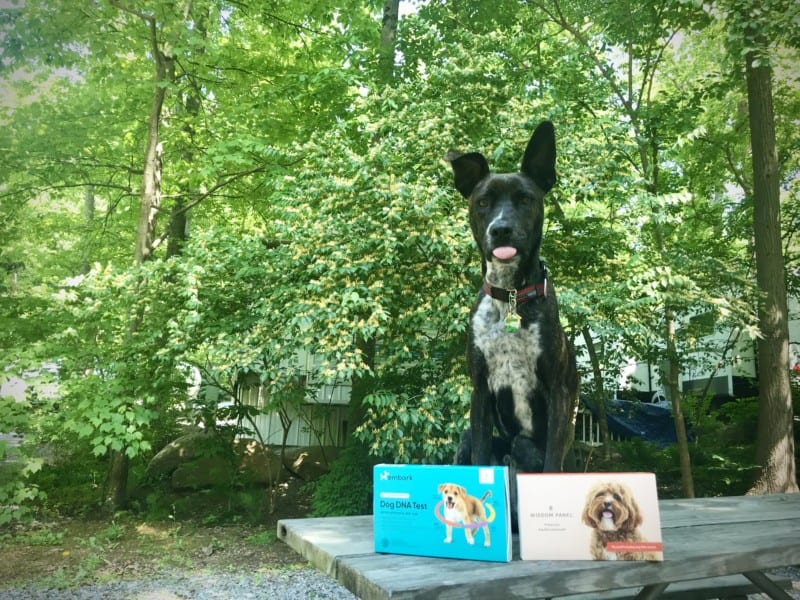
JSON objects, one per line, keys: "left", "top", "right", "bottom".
{"left": 613, "top": 493, "right": 622, "bottom": 502}
{"left": 477, "top": 198, "right": 489, "bottom": 208}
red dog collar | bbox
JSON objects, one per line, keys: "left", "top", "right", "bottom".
{"left": 482, "top": 262, "right": 549, "bottom": 305}
{"left": 482, "top": 279, "right": 547, "bottom": 304}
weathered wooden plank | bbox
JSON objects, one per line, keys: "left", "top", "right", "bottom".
{"left": 656, "top": 494, "right": 799, "bottom": 528}
{"left": 276, "top": 516, "right": 374, "bottom": 576}
{"left": 277, "top": 494, "right": 800, "bottom": 600}
{"left": 333, "top": 520, "right": 800, "bottom": 600}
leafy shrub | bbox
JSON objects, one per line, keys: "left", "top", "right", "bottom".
{"left": 0, "top": 480, "right": 46, "bottom": 525}
{"left": 586, "top": 396, "right": 767, "bottom": 498}
{"left": 354, "top": 377, "right": 470, "bottom": 464}
{"left": 307, "top": 444, "right": 372, "bottom": 517}
{"left": 27, "top": 429, "right": 109, "bottom": 517}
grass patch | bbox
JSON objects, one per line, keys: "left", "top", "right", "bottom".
{"left": 246, "top": 530, "right": 277, "bottom": 546}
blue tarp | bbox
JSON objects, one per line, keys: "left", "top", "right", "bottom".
{"left": 582, "top": 398, "right": 679, "bottom": 448}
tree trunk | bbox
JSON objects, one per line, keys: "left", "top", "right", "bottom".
{"left": 134, "top": 53, "right": 171, "bottom": 263}
{"left": 348, "top": 334, "right": 377, "bottom": 434}
{"left": 665, "top": 308, "right": 695, "bottom": 498}
{"left": 379, "top": 0, "right": 400, "bottom": 82}
{"left": 106, "top": 451, "right": 129, "bottom": 511}
{"left": 167, "top": 198, "right": 189, "bottom": 258}
{"left": 81, "top": 185, "right": 94, "bottom": 274}
{"left": 344, "top": 0, "right": 399, "bottom": 440}
{"left": 167, "top": 9, "right": 205, "bottom": 259}
{"left": 581, "top": 327, "right": 610, "bottom": 460}
{"left": 745, "top": 45, "right": 798, "bottom": 494}
{"left": 648, "top": 160, "right": 695, "bottom": 496}
{"left": 106, "top": 3, "right": 176, "bottom": 512}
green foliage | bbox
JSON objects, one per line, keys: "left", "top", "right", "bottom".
{"left": 307, "top": 445, "right": 372, "bottom": 517}
{"left": 589, "top": 397, "right": 769, "bottom": 498}
{"left": 0, "top": 0, "right": 797, "bottom": 516}
{"left": 22, "top": 528, "right": 65, "bottom": 547}
{"left": 0, "top": 397, "right": 47, "bottom": 525}
{"left": 47, "top": 262, "right": 189, "bottom": 463}
{"left": 0, "top": 480, "right": 46, "bottom": 525}
{"left": 27, "top": 435, "right": 108, "bottom": 517}
{"left": 245, "top": 530, "right": 278, "bottom": 546}
{"left": 355, "top": 379, "right": 470, "bottom": 463}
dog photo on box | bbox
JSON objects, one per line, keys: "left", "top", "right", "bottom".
{"left": 516, "top": 472, "right": 664, "bottom": 561}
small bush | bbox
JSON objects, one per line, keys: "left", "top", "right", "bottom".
{"left": 586, "top": 395, "right": 769, "bottom": 498}
{"left": 307, "top": 444, "right": 372, "bottom": 517}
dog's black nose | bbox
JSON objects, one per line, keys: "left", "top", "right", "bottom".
{"left": 489, "top": 222, "right": 513, "bottom": 242}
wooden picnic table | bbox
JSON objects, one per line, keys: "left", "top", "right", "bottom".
{"left": 277, "top": 492, "right": 799, "bottom": 599}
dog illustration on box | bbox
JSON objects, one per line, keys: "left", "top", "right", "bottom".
{"left": 582, "top": 481, "right": 659, "bottom": 560}
{"left": 436, "top": 483, "right": 492, "bottom": 548}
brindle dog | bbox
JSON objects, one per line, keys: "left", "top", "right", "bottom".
{"left": 447, "top": 121, "right": 577, "bottom": 485}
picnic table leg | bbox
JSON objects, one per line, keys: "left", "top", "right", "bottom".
{"left": 633, "top": 582, "right": 669, "bottom": 600}
{"left": 743, "top": 571, "right": 794, "bottom": 600}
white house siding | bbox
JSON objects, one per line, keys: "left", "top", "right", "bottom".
{"left": 579, "top": 296, "right": 800, "bottom": 404}
{"left": 237, "top": 350, "right": 352, "bottom": 447}
{"left": 790, "top": 296, "right": 800, "bottom": 370}
{"left": 242, "top": 403, "right": 350, "bottom": 447}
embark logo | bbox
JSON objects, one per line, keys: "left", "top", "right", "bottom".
{"left": 379, "top": 470, "right": 412, "bottom": 481}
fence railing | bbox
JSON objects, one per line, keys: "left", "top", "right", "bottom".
{"left": 575, "top": 404, "right": 621, "bottom": 446}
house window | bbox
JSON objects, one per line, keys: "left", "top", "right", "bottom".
{"left": 240, "top": 385, "right": 263, "bottom": 409}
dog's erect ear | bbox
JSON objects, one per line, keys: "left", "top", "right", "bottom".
{"left": 446, "top": 150, "right": 490, "bottom": 198}
{"left": 520, "top": 120, "right": 557, "bottom": 192}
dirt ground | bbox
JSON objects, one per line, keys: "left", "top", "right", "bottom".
{"left": 0, "top": 479, "right": 312, "bottom": 589}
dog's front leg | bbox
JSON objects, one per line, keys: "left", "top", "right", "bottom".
{"left": 469, "top": 384, "right": 494, "bottom": 465}
{"left": 455, "top": 429, "right": 472, "bottom": 465}
{"left": 444, "top": 524, "right": 453, "bottom": 544}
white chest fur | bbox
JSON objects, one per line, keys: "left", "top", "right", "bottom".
{"left": 471, "top": 295, "right": 542, "bottom": 436}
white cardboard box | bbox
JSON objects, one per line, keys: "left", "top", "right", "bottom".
{"left": 517, "top": 472, "right": 664, "bottom": 561}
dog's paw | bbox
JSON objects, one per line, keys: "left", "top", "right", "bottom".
{"left": 466, "top": 537, "right": 475, "bottom": 545}
{"left": 511, "top": 435, "right": 544, "bottom": 472}
{"left": 484, "top": 541, "right": 491, "bottom": 548}
{"left": 443, "top": 536, "right": 452, "bottom": 544}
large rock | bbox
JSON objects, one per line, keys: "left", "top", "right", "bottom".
{"left": 147, "top": 430, "right": 217, "bottom": 478}
{"left": 283, "top": 445, "right": 339, "bottom": 481}
{"left": 147, "top": 431, "right": 337, "bottom": 490}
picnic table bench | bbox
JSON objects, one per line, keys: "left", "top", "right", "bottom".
{"left": 277, "top": 492, "right": 799, "bottom": 599}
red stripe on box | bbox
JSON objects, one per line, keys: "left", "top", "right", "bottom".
{"left": 607, "top": 542, "right": 664, "bottom": 553}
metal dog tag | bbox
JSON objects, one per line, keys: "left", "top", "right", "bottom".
{"left": 504, "top": 288, "right": 520, "bottom": 332}
{"left": 504, "top": 311, "right": 521, "bottom": 332}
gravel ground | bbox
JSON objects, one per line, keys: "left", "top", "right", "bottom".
{"left": 0, "top": 568, "right": 357, "bottom": 600}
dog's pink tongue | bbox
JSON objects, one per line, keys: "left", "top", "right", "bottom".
{"left": 492, "top": 246, "right": 517, "bottom": 260}
{"left": 602, "top": 510, "right": 613, "bottom": 519}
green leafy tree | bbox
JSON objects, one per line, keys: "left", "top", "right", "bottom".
{"left": 709, "top": 0, "right": 799, "bottom": 493}
{"left": 523, "top": 0, "right": 769, "bottom": 496}
{"left": 1, "top": 0, "right": 797, "bottom": 521}
{"left": 0, "top": 0, "right": 395, "bottom": 511}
